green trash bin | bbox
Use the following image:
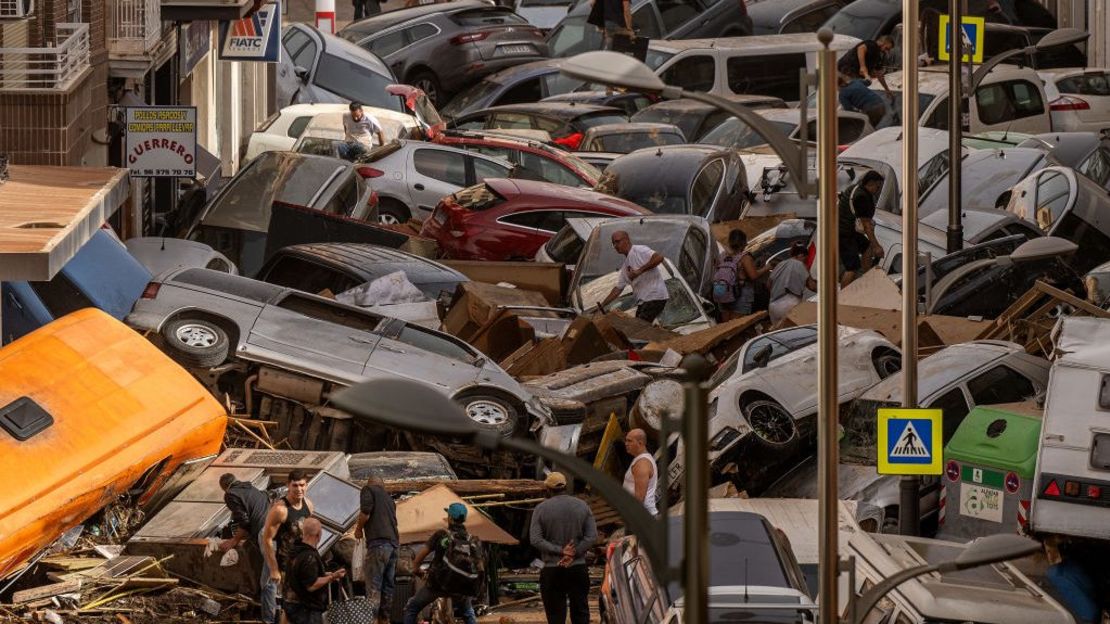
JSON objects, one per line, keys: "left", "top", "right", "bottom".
{"left": 938, "top": 402, "right": 1041, "bottom": 541}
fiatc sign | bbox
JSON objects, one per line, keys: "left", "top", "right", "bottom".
{"left": 125, "top": 107, "right": 198, "bottom": 178}
{"left": 218, "top": 1, "right": 281, "bottom": 62}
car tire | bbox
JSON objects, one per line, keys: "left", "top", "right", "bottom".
{"left": 410, "top": 71, "right": 443, "bottom": 107}
{"left": 378, "top": 198, "right": 411, "bottom": 225}
{"left": 743, "top": 399, "right": 798, "bottom": 448}
{"left": 160, "top": 318, "right": 230, "bottom": 368}
{"left": 872, "top": 348, "right": 902, "bottom": 379}
{"left": 457, "top": 395, "right": 518, "bottom": 436}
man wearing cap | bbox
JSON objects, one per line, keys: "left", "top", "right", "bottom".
{"left": 403, "top": 503, "right": 480, "bottom": 624}
{"left": 530, "top": 473, "right": 597, "bottom": 624}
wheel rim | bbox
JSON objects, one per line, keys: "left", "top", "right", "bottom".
{"left": 416, "top": 78, "right": 438, "bottom": 104}
{"left": 466, "top": 399, "right": 509, "bottom": 426}
{"left": 378, "top": 212, "right": 401, "bottom": 225}
{"left": 175, "top": 323, "right": 218, "bottom": 348}
{"left": 747, "top": 403, "right": 795, "bottom": 445}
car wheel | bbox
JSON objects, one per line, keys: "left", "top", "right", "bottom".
{"left": 458, "top": 395, "right": 518, "bottom": 436}
{"left": 872, "top": 349, "right": 902, "bottom": 379}
{"left": 160, "top": 318, "right": 230, "bottom": 368}
{"left": 743, "top": 399, "right": 798, "bottom": 447}
{"left": 410, "top": 71, "right": 443, "bottom": 107}
{"left": 377, "top": 199, "right": 411, "bottom": 225}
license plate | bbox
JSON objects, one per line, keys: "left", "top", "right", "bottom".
{"left": 495, "top": 44, "right": 534, "bottom": 57}
{"left": 433, "top": 209, "right": 447, "bottom": 225}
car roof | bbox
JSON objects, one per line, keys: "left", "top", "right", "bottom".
{"left": 747, "top": 0, "right": 831, "bottom": 33}
{"left": 291, "top": 23, "right": 393, "bottom": 76}
{"left": 860, "top": 341, "right": 1025, "bottom": 403}
{"left": 607, "top": 144, "right": 726, "bottom": 176}
{"left": 851, "top": 533, "right": 1071, "bottom": 623}
{"left": 585, "top": 122, "right": 680, "bottom": 136}
{"left": 1039, "top": 66, "right": 1110, "bottom": 79}
{"left": 278, "top": 103, "right": 352, "bottom": 116}
{"left": 1020, "top": 132, "right": 1103, "bottom": 168}
{"left": 648, "top": 33, "right": 860, "bottom": 53}
{"left": 339, "top": 0, "right": 488, "bottom": 40}
{"left": 484, "top": 177, "right": 649, "bottom": 212}
{"left": 477, "top": 102, "right": 623, "bottom": 119}
{"left": 840, "top": 127, "right": 953, "bottom": 175}
{"left": 273, "top": 243, "right": 467, "bottom": 283}
{"left": 882, "top": 64, "right": 1042, "bottom": 95}
{"left": 634, "top": 94, "right": 785, "bottom": 113}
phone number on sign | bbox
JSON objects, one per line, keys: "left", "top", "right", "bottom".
{"left": 133, "top": 169, "right": 194, "bottom": 176}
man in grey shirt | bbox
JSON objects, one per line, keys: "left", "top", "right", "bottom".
{"left": 769, "top": 242, "right": 817, "bottom": 324}
{"left": 341, "top": 101, "right": 385, "bottom": 161}
{"left": 530, "top": 472, "right": 596, "bottom": 624}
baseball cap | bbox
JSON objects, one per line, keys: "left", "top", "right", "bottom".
{"left": 445, "top": 502, "right": 468, "bottom": 522}
{"left": 544, "top": 472, "right": 567, "bottom": 490}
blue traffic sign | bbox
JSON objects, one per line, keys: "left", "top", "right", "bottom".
{"left": 938, "top": 14, "right": 985, "bottom": 64}
{"left": 878, "top": 408, "right": 943, "bottom": 475}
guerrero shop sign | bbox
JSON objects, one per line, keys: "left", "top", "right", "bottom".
{"left": 218, "top": 1, "right": 281, "bottom": 62}
{"left": 125, "top": 107, "right": 198, "bottom": 178}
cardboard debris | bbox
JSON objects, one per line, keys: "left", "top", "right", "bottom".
{"left": 395, "top": 484, "right": 518, "bottom": 545}
{"left": 974, "top": 281, "right": 1110, "bottom": 357}
{"left": 711, "top": 215, "right": 797, "bottom": 247}
{"left": 501, "top": 338, "right": 567, "bottom": 378}
{"left": 837, "top": 269, "right": 902, "bottom": 310}
{"left": 596, "top": 311, "right": 678, "bottom": 345}
{"left": 920, "top": 315, "right": 987, "bottom": 350}
{"left": 469, "top": 309, "right": 537, "bottom": 362}
{"left": 561, "top": 316, "right": 616, "bottom": 366}
{"left": 442, "top": 261, "right": 567, "bottom": 305}
{"left": 442, "top": 282, "right": 551, "bottom": 341}
{"left": 645, "top": 312, "right": 767, "bottom": 364}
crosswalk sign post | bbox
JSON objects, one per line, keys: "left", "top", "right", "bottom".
{"left": 877, "top": 408, "right": 944, "bottom": 475}
{"left": 938, "top": 14, "right": 985, "bottom": 64}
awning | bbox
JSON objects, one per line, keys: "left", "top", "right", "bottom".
{"left": 160, "top": 0, "right": 254, "bottom": 22}
{"left": 0, "top": 166, "right": 130, "bottom": 280}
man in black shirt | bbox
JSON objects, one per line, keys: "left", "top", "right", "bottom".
{"left": 218, "top": 474, "right": 273, "bottom": 620}
{"left": 354, "top": 475, "right": 399, "bottom": 622}
{"left": 837, "top": 37, "right": 895, "bottom": 126}
{"left": 286, "top": 517, "right": 346, "bottom": 624}
{"left": 838, "top": 170, "right": 885, "bottom": 287}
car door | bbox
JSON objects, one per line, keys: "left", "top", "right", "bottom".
{"left": 407, "top": 146, "right": 471, "bottom": 216}
{"left": 654, "top": 0, "right": 707, "bottom": 38}
{"left": 247, "top": 292, "right": 382, "bottom": 380}
{"left": 496, "top": 210, "right": 566, "bottom": 256}
{"left": 364, "top": 317, "right": 482, "bottom": 386}
{"left": 689, "top": 158, "right": 726, "bottom": 221}
{"left": 362, "top": 28, "right": 410, "bottom": 78}
{"left": 278, "top": 27, "right": 321, "bottom": 106}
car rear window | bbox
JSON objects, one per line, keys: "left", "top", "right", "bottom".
{"left": 727, "top": 53, "right": 808, "bottom": 101}
{"left": 1056, "top": 72, "right": 1110, "bottom": 96}
{"left": 666, "top": 513, "right": 790, "bottom": 599}
{"left": 314, "top": 53, "right": 401, "bottom": 112}
{"left": 578, "top": 113, "right": 628, "bottom": 129}
{"left": 451, "top": 7, "right": 528, "bottom": 26}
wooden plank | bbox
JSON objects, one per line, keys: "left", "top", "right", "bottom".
{"left": 12, "top": 580, "right": 82, "bottom": 604}
{"left": 383, "top": 479, "right": 547, "bottom": 497}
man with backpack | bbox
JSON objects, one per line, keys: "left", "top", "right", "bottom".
{"left": 403, "top": 503, "right": 483, "bottom": 624}
{"left": 713, "top": 229, "right": 770, "bottom": 322}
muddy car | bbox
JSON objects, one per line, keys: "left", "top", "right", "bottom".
{"left": 670, "top": 325, "right": 900, "bottom": 491}
{"left": 126, "top": 268, "right": 548, "bottom": 442}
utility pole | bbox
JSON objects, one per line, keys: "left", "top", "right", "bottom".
{"left": 899, "top": 0, "right": 922, "bottom": 537}
{"left": 946, "top": 0, "right": 965, "bottom": 254}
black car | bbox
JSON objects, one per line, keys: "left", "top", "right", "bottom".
{"left": 257, "top": 243, "right": 469, "bottom": 300}
{"left": 982, "top": 23, "right": 1087, "bottom": 69}
{"left": 748, "top": 0, "right": 849, "bottom": 35}
{"left": 546, "top": 0, "right": 753, "bottom": 58}
{"left": 630, "top": 94, "right": 787, "bottom": 142}
{"left": 541, "top": 90, "right": 656, "bottom": 116}
{"left": 450, "top": 102, "right": 627, "bottom": 148}
{"left": 597, "top": 145, "right": 749, "bottom": 222}
{"left": 336, "top": 1, "right": 549, "bottom": 105}
{"left": 440, "top": 59, "right": 583, "bottom": 119}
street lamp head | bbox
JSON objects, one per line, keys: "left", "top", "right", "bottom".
{"left": 559, "top": 51, "right": 667, "bottom": 94}
{"left": 1034, "top": 28, "right": 1089, "bottom": 51}
{"left": 330, "top": 378, "right": 479, "bottom": 438}
{"left": 951, "top": 534, "right": 1041, "bottom": 571}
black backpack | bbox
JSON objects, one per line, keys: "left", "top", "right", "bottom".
{"left": 428, "top": 529, "right": 485, "bottom": 597}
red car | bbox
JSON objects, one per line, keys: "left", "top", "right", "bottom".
{"left": 431, "top": 129, "right": 602, "bottom": 188}
{"left": 420, "top": 177, "right": 649, "bottom": 260}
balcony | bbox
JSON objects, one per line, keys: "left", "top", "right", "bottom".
{"left": 0, "top": 0, "right": 34, "bottom": 18}
{"left": 0, "top": 22, "right": 90, "bottom": 91}
{"left": 108, "top": 0, "right": 162, "bottom": 57}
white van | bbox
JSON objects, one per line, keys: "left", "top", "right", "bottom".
{"left": 645, "top": 33, "right": 861, "bottom": 102}
{"left": 1030, "top": 316, "right": 1110, "bottom": 539}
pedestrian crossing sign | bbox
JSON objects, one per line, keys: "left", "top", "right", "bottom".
{"left": 877, "top": 408, "right": 943, "bottom": 475}
{"left": 938, "top": 14, "right": 986, "bottom": 64}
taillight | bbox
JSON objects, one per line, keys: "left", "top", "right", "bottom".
{"left": 141, "top": 282, "right": 161, "bottom": 299}
{"left": 450, "top": 32, "right": 489, "bottom": 45}
{"left": 368, "top": 190, "right": 379, "bottom": 208}
{"left": 357, "top": 166, "right": 384, "bottom": 178}
{"left": 606, "top": 542, "right": 617, "bottom": 561}
{"left": 1050, "top": 96, "right": 1090, "bottom": 111}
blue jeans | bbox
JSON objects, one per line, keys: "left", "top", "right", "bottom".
{"left": 259, "top": 534, "right": 278, "bottom": 624}
{"left": 363, "top": 542, "right": 398, "bottom": 618}
{"left": 1046, "top": 560, "right": 1099, "bottom": 624}
{"left": 338, "top": 141, "right": 368, "bottom": 161}
{"left": 403, "top": 586, "right": 476, "bottom": 624}
{"left": 839, "top": 79, "right": 886, "bottom": 118}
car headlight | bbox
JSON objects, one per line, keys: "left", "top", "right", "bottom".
{"left": 710, "top": 426, "right": 742, "bottom": 452}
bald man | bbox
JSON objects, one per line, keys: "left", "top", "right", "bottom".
{"left": 285, "top": 517, "right": 346, "bottom": 624}
{"left": 600, "top": 231, "right": 668, "bottom": 323}
{"left": 622, "top": 429, "right": 658, "bottom": 515}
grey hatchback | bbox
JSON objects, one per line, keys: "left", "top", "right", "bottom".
{"left": 337, "top": 1, "right": 549, "bottom": 105}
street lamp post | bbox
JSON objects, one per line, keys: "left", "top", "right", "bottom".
{"left": 946, "top": 0, "right": 966, "bottom": 255}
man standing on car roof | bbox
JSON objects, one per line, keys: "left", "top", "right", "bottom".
{"left": 530, "top": 472, "right": 597, "bottom": 624}
{"left": 837, "top": 37, "right": 895, "bottom": 127}
{"left": 262, "top": 470, "right": 314, "bottom": 624}
{"left": 218, "top": 474, "right": 273, "bottom": 620}
{"left": 600, "top": 231, "right": 669, "bottom": 324}
{"left": 342, "top": 102, "right": 386, "bottom": 162}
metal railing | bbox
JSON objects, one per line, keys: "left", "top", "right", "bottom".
{"left": 107, "top": 0, "right": 161, "bottom": 56}
{"left": 0, "top": 0, "right": 33, "bottom": 18}
{"left": 0, "top": 23, "right": 89, "bottom": 90}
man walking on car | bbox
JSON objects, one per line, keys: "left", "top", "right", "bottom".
{"left": 600, "top": 231, "right": 669, "bottom": 324}
{"left": 530, "top": 472, "right": 597, "bottom": 624}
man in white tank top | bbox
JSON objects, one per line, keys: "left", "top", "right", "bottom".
{"left": 622, "top": 428, "right": 658, "bottom": 515}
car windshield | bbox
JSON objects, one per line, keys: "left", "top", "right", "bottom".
{"left": 544, "top": 227, "right": 587, "bottom": 264}
{"left": 821, "top": 1, "right": 889, "bottom": 40}
{"left": 701, "top": 117, "right": 797, "bottom": 149}
{"left": 314, "top": 53, "right": 402, "bottom": 112}
{"left": 577, "top": 221, "right": 692, "bottom": 285}
{"left": 594, "top": 130, "right": 685, "bottom": 153}
{"left": 582, "top": 275, "right": 702, "bottom": 329}
{"left": 441, "top": 79, "right": 502, "bottom": 118}
{"left": 201, "top": 154, "right": 346, "bottom": 232}
{"left": 632, "top": 106, "right": 707, "bottom": 141}
{"left": 521, "top": 0, "right": 570, "bottom": 6}
{"left": 645, "top": 49, "right": 674, "bottom": 71}
{"left": 547, "top": 15, "right": 601, "bottom": 58}
{"left": 874, "top": 91, "right": 936, "bottom": 128}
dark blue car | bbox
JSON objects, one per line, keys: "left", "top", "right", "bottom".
{"left": 2, "top": 230, "right": 151, "bottom": 343}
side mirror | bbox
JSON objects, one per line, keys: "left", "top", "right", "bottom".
{"left": 752, "top": 343, "right": 773, "bottom": 369}
{"left": 294, "top": 66, "right": 309, "bottom": 82}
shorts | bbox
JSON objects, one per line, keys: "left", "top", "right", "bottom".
{"left": 839, "top": 235, "right": 865, "bottom": 273}
{"left": 636, "top": 299, "right": 667, "bottom": 323}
